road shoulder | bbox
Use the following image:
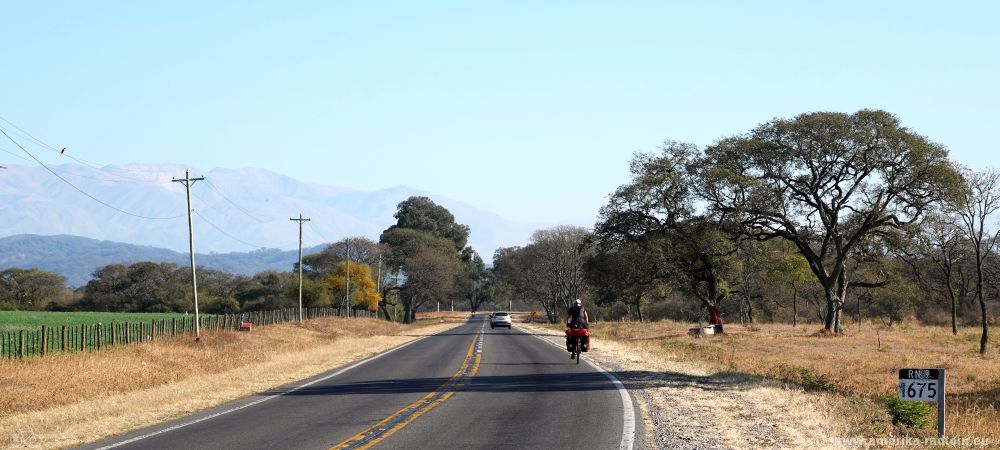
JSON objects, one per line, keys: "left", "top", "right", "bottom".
{"left": 520, "top": 322, "right": 848, "bottom": 449}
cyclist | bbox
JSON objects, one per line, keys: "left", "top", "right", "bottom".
{"left": 565, "top": 299, "right": 590, "bottom": 357}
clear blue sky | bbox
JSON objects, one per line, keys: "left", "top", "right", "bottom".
{"left": 2, "top": 1, "right": 997, "bottom": 225}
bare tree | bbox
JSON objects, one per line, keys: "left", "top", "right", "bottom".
{"left": 493, "top": 227, "right": 592, "bottom": 323}
{"left": 953, "top": 168, "right": 1000, "bottom": 354}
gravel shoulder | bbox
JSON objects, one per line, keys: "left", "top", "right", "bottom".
{"left": 521, "top": 322, "right": 850, "bottom": 449}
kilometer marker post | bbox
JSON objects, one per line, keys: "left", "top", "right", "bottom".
{"left": 898, "top": 368, "right": 945, "bottom": 438}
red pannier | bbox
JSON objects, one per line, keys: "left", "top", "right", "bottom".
{"left": 566, "top": 324, "right": 590, "bottom": 352}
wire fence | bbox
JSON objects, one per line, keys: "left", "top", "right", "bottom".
{"left": 1, "top": 307, "right": 378, "bottom": 359}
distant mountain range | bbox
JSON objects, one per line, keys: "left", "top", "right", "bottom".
{"left": 0, "top": 234, "right": 324, "bottom": 287}
{"left": 0, "top": 163, "right": 591, "bottom": 260}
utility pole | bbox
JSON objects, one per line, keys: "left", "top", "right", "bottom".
{"left": 290, "top": 214, "right": 311, "bottom": 322}
{"left": 345, "top": 238, "right": 351, "bottom": 316}
{"left": 376, "top": 253, "right": 383, "bottom": 320}
{"left": 172, "top": 169, "right": 205, "bottom": 341}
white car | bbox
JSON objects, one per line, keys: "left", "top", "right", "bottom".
{"left": 490, "top": 312, "right": 512, "bottom": 329}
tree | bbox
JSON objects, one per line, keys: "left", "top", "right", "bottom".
{"left": 0, "top": 268, "right": 67, "bottom": 310}
{"left": 953, "top": 168, "right": 1000, "bottom": 354}
{"left": 379, "top": 197, "right": 471, "bottom": 322}
{"left": 594, "top": 143, "right": 736, "bottom": 327}
{"left": 283, "top": 276, "right": 333, "bottom": 308}
{"left": 894, "top": 212, "right": 966, "bottom": 334}
{"left": 399, "top": 247, "right": 457, "bottom": 323}
{"left": 763, "top": 242, "right": 812, "bottom": 326}
{"left": 78, "top": 262, "right": 189, "bottom": 312}
{"left": 326, "top": 261, "right": 381, "bottom": 311}
{"left": 236, "top": 270, "right": 294, "bottom": 311}
{"left": 455, "top": 252, "right": 492, "bottom": 313}
{"left": 384, "top": 196, "right": 470, "bottom": 252}
{"left": 493, "top": 227, "right": 592, "bottom": 323}
{"left": 584, "top": 238, "right": 666, "bottom": 322}
{"left": 699, "top": 110, "right": 962, "bottom": 333}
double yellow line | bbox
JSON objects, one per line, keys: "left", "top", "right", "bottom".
{"left": 330, "top": 327, "right": 484, "bottom": 450}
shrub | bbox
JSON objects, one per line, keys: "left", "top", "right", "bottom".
{"left": 875, "top": 394, "right": 932, "bottom": 428}
{"left": 773, "top": 364, "right": 833, "bottom": 391}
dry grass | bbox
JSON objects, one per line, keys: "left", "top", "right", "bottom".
{"left": 589, "top": 319, "right": 1000, "bottom": 444}
{"left": 522, "top": 321, "right": 853, "bottom": 449}
{"left": 0, "top": 317, "right": 461, "bottom": 449}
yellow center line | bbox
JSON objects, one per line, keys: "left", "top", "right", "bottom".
{"left": 330, "top": 325, "right": 484, "bottom": 450}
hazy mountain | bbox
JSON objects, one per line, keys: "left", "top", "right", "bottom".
{"left": 0, "top": 234, "right": 324, "bottom": 287}
{"left": 0, "top": 163, "right": 583, "bottom": 260}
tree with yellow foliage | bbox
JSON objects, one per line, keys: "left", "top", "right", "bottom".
{"left": 326, "top": 261, "right": 381, "bottom": 311}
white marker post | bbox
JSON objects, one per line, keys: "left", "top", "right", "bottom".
{"left": 898, "top": 368, "right": 945, "bottom": 438}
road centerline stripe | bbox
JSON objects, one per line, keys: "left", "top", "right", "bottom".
{"left": 90, "top": 333, "right": 435, "bottom": 450}
{"left": 330, "top": 322, "right": 485, "bottom": 450}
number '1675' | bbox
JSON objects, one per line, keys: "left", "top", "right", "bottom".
{"left": 899, "top": 381, "right": 938, "bottom": 401}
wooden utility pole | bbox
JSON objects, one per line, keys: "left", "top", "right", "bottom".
{"left": 173, "top": 169, "right": 205, "bottom": 340}
{"left": 290, "top": 214, "right": 311, "bottom": 322}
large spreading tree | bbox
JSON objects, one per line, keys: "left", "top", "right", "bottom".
{"left": 698, "top": 110, "right": 963, "bottom": 333}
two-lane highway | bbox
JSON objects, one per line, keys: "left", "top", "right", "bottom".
{"left": 81, "top": 317, "right": 636, "bottom": 450}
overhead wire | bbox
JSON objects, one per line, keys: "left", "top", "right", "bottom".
{"left": 203, "top": 179, "right": 268, "bottom": 223}
{"left": 307, "top": 220, "right": 333, "bottom": 246}
{"left": 0, "top": 126, "right": 185, "bottom": 220}
{"left": 2, "top": 116, "right": 330, "bottom": 251}
{"left": 0, "top": 145, "right": 36, "bottom": 163}
{"left": 192, "top": 210, "right": 271, "bottom": 249}
{"left": 0, "top": 121, "right": 162, "bottom": 186}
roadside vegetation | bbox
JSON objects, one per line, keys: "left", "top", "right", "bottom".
{"left": 585, "top": 319, "right": 1000, "bottom": 443}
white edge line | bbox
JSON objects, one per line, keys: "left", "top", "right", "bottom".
{"left": 93, "top": 334, "right": 433, "bottom": 450}
{"left": 526, "top": 328, "right": 636, "bottom": 450}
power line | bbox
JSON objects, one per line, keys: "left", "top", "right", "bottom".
{"left": 307, "top": 220, "right": 333, "bottom": 245}
{"left": 193, "top": 210, "right": 271, "bottom": 249}
{"left": 0, "top": 145, "right": 36, "bottom": 163}
{"left": 0, "top": 119, "right": 162, "bottom": 184}
{"left": 0, "top": 127, "right": 184, "bottom": 220}
{"left": 203, "top": 179, "right": 268, "bottom": 222}
{"left": 0, "top": 117, "right": 110, "bottom": 169}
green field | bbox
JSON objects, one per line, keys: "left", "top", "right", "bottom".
{"left": 0, "top": 311, "right": 200, "bottom": 333}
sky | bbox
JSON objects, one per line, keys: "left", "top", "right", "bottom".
{"left": 2, "top": 1, "right": 997, "bottom": 225}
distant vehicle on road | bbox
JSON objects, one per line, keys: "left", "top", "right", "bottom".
{"left": 490, "top": 312, "right": 512, "bottom": 329}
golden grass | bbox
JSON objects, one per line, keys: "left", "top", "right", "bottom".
{"left": 0, "top": 317, "right": 461, "bottom": 449}
{"left": 588, "top": 319, "right": 1000, "bottom": 443}
{"left": 522, "top": 321, "right": 852, "bottom": 448}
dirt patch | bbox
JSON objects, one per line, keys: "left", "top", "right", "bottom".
{"left": 521, "top": 322, "right": 850, "bottom": 449}
{"left": 0, "top": 317, "right": 461, "bottom": 449}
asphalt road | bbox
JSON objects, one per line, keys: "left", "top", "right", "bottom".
{"left": 80, "top": 317, "right": 638, "bottom": 450}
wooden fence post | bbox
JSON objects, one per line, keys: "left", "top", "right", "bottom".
{"left": 18, "top": 330, "right": 25, "bottom": 358}
{"left": 41, "top": 326, "right": 48, "bottom": 356}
